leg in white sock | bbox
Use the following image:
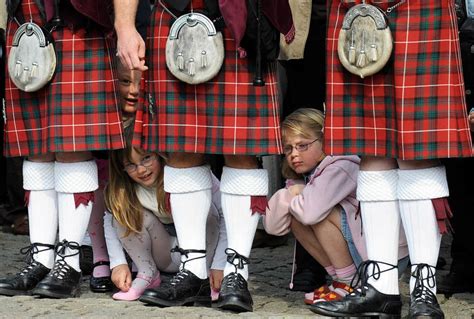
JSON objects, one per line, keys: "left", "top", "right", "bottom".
{"left": 398, "top": 166, "right": 448, "bottom": 295}
{"left": 23, "top": 161, "right": 58, "bottom": 269}
{"left": 55, "top": 160, "right": 98, "bottom": 272}
{"left": 220, "top": 167, "right": 268, "bottom": 280}
{"left": 164, "top": 165, "right": 212, "bottom": 279}
{"left": 358, "top": 169, "right": 400, "bottom": 295}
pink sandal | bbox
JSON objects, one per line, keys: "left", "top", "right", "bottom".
{"left": 113, "top": 273, "right": 161, "bottom": 301}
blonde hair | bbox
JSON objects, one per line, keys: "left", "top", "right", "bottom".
{"left": 281, "top": 108, "right": 325, "bottom": 179}
{"left": 104, "top": 143, "right": 168, "bottom": 237}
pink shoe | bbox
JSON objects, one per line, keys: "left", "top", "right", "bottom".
{"left": 112, "top": 273, "right": 161, "bottom": 301}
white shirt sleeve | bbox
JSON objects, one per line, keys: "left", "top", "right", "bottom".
{"left": 104, "top": 211, "right": 128, "bottom": 269}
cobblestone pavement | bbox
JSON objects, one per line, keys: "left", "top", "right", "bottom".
{"left": 0, "top": 230, "right": 473, "bottom": 318}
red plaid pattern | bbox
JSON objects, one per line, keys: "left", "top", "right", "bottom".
{"left": 137, "top": 1, "right": 282, "bottom": 155}
{"left": 325, "top": 0, "right": 472, "bottom": 160}
{"left": 4, "top": 0, "right": 125, "bottom": 157}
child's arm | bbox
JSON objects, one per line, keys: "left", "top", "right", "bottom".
{"left": 104, "top": 212, "right": 128, "bottom": 267}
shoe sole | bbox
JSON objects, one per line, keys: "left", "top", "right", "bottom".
{"left": 0, "top": 288, "right": 32, "bottom": 296}
{"left": 31, "top": 286, "right": 81, "bottom": 299}
{"left": 215, "top": 296, "right": 253, "bottom": 313}
{"left": 309, "top": 306, "right": 400, "bottom": 319}
{"left": 139, "top": 295, "right": 211, "bottom": 308}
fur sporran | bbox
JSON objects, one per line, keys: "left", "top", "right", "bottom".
{"left": 165, "top": 12, "right": 224, "bottom": 84}
{"left": 337, "top": 3, "right": 392, "bottom": 78}
{"left": 8, "top": 22, "right": 56, "bottom": 92}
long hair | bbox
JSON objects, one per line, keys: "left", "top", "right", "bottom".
{"left": 281, "top": 108, "right": 325, "bottom": 180}
{"left": 104, "top": 144, "right": 167, "bottom": 237}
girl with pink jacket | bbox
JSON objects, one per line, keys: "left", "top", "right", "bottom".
{"left": 264, "top": 108, "right": 409, "bottom": 304}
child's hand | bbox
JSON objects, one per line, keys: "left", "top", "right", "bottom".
{"left": 111, "top": 264, "right": 132, "bottom": 292}
{"left": 209, "top": 269, "right": 224, "bottom": 291}
{"left": 469, "top": 108, "right": 474, "bottom": 132}
{"left": 288, "top": 184, "right": 305, "bottom": 196}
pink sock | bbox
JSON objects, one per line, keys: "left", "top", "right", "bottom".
{"left": 88, "top": 189, "right": 110, "bottom": 278}
{"left": 324, "top": 265, "right": 337, "bottom": 280}
{"left": 335, "top": 264, "right": 356, "bottom": 285}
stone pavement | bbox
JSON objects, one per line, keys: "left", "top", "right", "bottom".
{"left": 0, "top": 230, "right": 473, "bottom": 319}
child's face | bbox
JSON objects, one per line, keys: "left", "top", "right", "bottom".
{"left": 123, "top": 148, "right": 161, "bottom": 188}
{"left": 283, "top": 133, "right": 325, "bottom": 175}
{"left": 117, "top": 63, "right": 142, "bottom": 116}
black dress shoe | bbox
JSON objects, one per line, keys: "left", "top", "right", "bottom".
{"left": 310, "top": 260, "right": 402, "bottom": 318}
{"left": 216, "top": 272, "right": 253, "bottom": 312}
{"left": 0, "top": 260, "right": 50, "bottom": 296}
{"left": 89, "top": 261, "right": 113, "bottom": 293}
{"left": 139, "top": 269, "right": 211, "bottom": 307}
{"left": 0, "top": 243, "right": 54, "bottom": 296}
{"left": 32, "top": 240, "right": 82, "bottom": 298}
{"left": 310, "top": 283, "right": 402, "bottom": 318}
{"left": 408, "top": 263, "right": 445, "bottom": 319}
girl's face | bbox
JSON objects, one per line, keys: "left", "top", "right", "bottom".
{"left": 117, "top": 64, "right": 142, "bottom": 116}
{"left": 283, "top": 133, "right": 325, "bottom": 175}
{"left": 123, "top": 148, "right": 160, "bottom": 188}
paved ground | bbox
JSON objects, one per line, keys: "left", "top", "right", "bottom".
{"left": 0, "top": 229, "right": 473, "bottom": 318}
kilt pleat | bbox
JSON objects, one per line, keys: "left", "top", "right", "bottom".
{"left": 4, "top": 0, "right": 125, "bottom": 157}
{"left": 325, "top": 0, "right": 472, "bottom": 160}
{"left": 138, "top": 1, "right": 282, "bottom": 155}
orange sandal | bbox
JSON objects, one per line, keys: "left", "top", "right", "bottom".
{"left": 304, "top": 284, "right": 331, "bottom": 305}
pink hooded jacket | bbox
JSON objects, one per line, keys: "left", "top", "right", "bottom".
{"left": 264, "top": 155, "right": 368, "bottom": 260}
{"left": 264, "top": 155, "right": 409, "bottom": 263}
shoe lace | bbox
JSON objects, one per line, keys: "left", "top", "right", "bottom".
{"left": 349, "top": 260, "right": 398, "bottom": 297}
{"left": 20, "top": 242, "right": 55, "bottom": 264}
{"left": 169, "top": 246, "right": 206, "bottom": 286}
{"left": 49, "top": 240, "right": 80, "bottom": 280}
{"left": 225, "top": 248, "right": 249, "bottom": 273}
{"left": 222, "top": 272, "right": 246, "bottom": 290}
{"left": 411, "top": 263, "right": 437, "bottom": 304}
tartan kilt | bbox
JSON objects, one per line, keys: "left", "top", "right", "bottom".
{"left": 4, "top": 1, "right": 125, "bottom": 157}
{"left": 325, "top": 0, "right": 472, "bottom": 160}
{"left": 137, "top": 4, "right": 282, "bottom": 156}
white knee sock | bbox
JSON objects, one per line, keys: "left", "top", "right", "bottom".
{"left": 164, "top": 165, "right": 212, "bottom": 279}
{"left": 398, "top": 166, "right": 448, "bottom": 295}
{"left": 55, "top": 160, "right": 98, "bottom": 272}
{"left": 358, "top": 170, "right": 400, "bottom": 295}
{"left": 23, "top": 161, "right": 57, "bottom": 269}
{"left": 220, "top": 167, "right": 268, "bottom": 280}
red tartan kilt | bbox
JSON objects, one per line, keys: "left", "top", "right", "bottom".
{"left": 4, "top": 1, "right": 125, "bottom": 157}
{"left": 137, "top": 4, "right": 282, "bottom": 155}
{"left": 325, "top": 0, "right": 472, "bottom": 160}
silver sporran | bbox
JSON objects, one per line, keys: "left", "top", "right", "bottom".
{"left": 337, "top": 3, "right": 392, "bottom": 78}
{"left": 8, "top": 22, "right": 57, "bottom": 92}
{"left": 165, "top": 12, "right": 224, "bottom": 85}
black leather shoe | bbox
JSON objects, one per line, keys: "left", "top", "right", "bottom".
{"left": 216, "top": 272, "right": 253, "bottom": 312}
{"left": 139, "top": 269, "right": 211, "bottom": 307}
{"left": 408, "top": 263, "right": 445, "bottom": 319}
{"left": 310, "top": 283, "right": 402, "bottom": 318}
{"left": 0, "top": 243, "right": 54, "bottom": 296}
{"left": 89, "top": 261, "right": 113, "bottom": 293}
{"left": 0, "top": 260, "right": 50, "bottom": 296}
{"left": 32, "top": 260, "right": 82, "bottom": 298}
{"left": 32, "top": 240, "right": 82, "bottom": 298}
{"left": 311, "top": 260, "right": 402, "bottom": 318}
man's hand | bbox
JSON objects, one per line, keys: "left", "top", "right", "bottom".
{"left": 114, "top": 0, "right": 147, "bottom": 71}
{"left": 116, "top": 27, "right": 148, "bottom": 72}
{"left": 111, "top": 264, "right": 132, "bottom": 291}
